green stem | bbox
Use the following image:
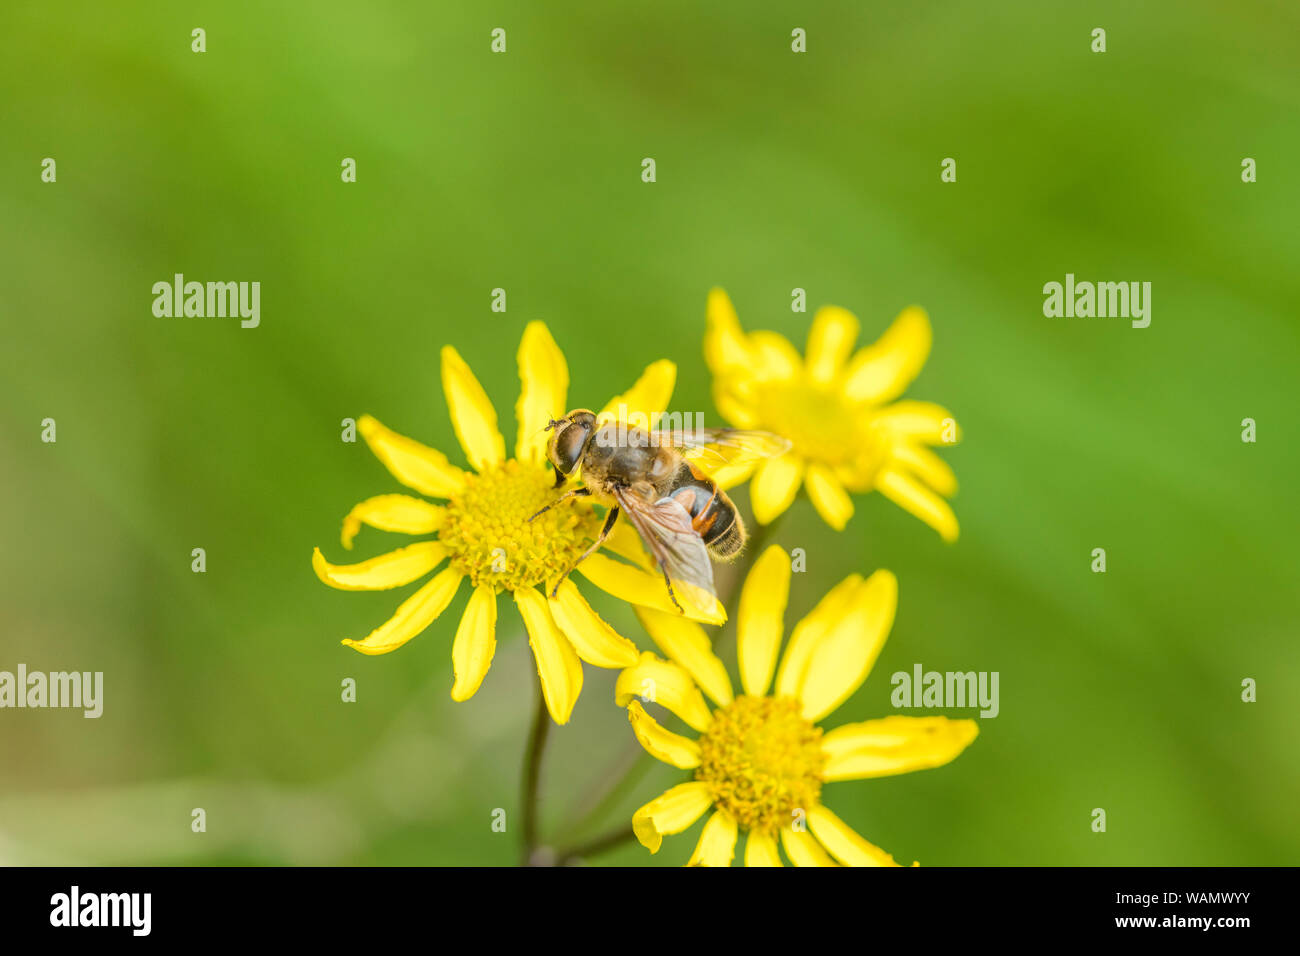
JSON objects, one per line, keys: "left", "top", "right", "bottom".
{"left": 555, "top": 740, "right": 657, "bottom": 846}
{"left": 520, "top": 679, "right": 551, "bottom": 865}
{"left": 555, "top": 824, "right": 636, "bottom": 866}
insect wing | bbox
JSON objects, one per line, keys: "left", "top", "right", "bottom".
{"left": 613, "top": 485, "right": 717, "bottom": 614}
{"left": 657, "top": 426, "right": 791, "bottom": 468}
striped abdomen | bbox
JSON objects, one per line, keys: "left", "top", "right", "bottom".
{"left": 664, "top": 462, "right": 745, "bottom": 559}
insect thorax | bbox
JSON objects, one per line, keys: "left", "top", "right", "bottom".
{"left": 588, "top": 425, "right": 672, "bottom": 485}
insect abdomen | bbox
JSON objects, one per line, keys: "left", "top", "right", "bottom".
{"left": 704, "top": 503, "right": 745, "bottom": 559}
{"left": 666, "top": 463, "right": 746, "bottom": 560}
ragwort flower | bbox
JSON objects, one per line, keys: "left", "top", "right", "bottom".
{"left": 619, "top": 545, "right": 978, "bottom": 865}
{"left": 313, "top": 321, "right": 724, "bottom": 724}
{"left": 704, "top": 289, "right": 961, "bottom": 540}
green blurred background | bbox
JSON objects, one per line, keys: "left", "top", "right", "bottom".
{"left": 2, "top": 0, "right": 1297, "bottom": 866}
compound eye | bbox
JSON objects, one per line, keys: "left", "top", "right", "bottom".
{"left": 553, "top": 421, "right": 590, "bottom": 474}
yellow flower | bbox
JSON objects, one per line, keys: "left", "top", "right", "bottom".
{"left": 313, "top": 321, "right": 724, "bottom": 725}
{"left": 704, "top": 289, "right": 961, "bottom": 540}
{"left": 620, "top": 545, "right": 978, "bottom": 866}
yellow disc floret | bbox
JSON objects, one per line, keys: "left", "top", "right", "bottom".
{"left": 755, "top": 383, "right": 885, "bottom": 474}
{"left": 695, "top": 695, "right": 826, "bottom": 833}
{"left": 438, "top": 460, "right": 603, "bottom": 592}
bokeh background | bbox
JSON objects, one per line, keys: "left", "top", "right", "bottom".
{"left": 2, "top": 0, "right": 1297, "bottom": 866}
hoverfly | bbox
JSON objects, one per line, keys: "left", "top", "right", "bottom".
{"left": 530, "top": 410, "right": 791, "bottom": 615}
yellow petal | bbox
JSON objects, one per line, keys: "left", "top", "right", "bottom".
{"left": 737, "top": 544, "right": 791, "bottom": 697}
{"left": 627, "top": 700, "right": 701, "bottom": 769}
{"left": 797, "top": 569, "right": 898, "bottom": 722}
{"left": 341, "top": 567, "right": 463, "bottom": 655}
{"left": 805, "top": 305, "right": 860, "bottom": 384}
{"left": 547, "top": 579, "right": 639, "bottom": 669}
{"left": 889, "top": 442, "right": 958, "bottom": 497}
{"left": 711, "top": 377, "right": 762, "bottom": 429}
{"left": 876, "top": 468, "right": 959, "bottom": 542}
{"left": 687, "top": 811, "right": 737, "bottom": 867}
{"left": 808, "top": 804, "right": 901, "bottom": 866}
{"left": 707, "top": 457, "right": 758, "bottom": 492}
{"left": 750, "top": 453, "right": 803, "bottom": 525}
{"left": 358, "top": 415, "right": 466, "bottom": 498}
{"left": 515, "top": 586, "right": 584, "bottom": 724}
{"left": 441, "top": 345, "right": 505, "bottom": 472}
{"left": 614, "top": 652, "right": 713, "bottom": 733}
{"left": 313, "top": 542, "right": 446, "bottom": 591}
{"left": 451, "top": 585, "right": 497, "bottom": 701}
{"left": 601, "top": 519, "right": 653, "bottom": 569}
{"left": 704, "top": 287, "right": 752, "bottom": 375}
{"left": 599, "top": 359, "right": 676, "bottom": 430}
{"left": 842, "top": 306, "right": 932, "bottom": 405}
{"left": 821, "top": 716, "right": 979, "bottom": 781}
{"left": 870, "top": 401, "right": 959, "bottom": 445}
{"left": 341, "top": 494, "right": 445, "bottom": 549}
{"left": 514, "top": 321, "right": 569, "bottom": 467}
{"left": 634, "top": 607, "right": 734, "bottom": 708}
{"left": 632, "top": 782, "right": 714, "bottom": 854}
{"left": 576, "top": 552, "right": 726, "bottom": 625}
{"left": 749, "top": 330, "right": 803, "bottom": 380}
{"left": 744, "top": 830, "right": 783, "bottom": 867}
{"left": 774, "top": 573, "right": 863, "bottom": 698}
{"left": 780, "top": 826, "right": 838, "bottom": 867}
{"left": 803, "top": 463, "right": 854, "bottom": 531}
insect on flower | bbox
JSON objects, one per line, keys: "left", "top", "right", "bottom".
{"left": 311, "top": 321, "right": 733, "bottom": 725}
{"left": 530, "top": 410, "right": 790, "bottom": 617}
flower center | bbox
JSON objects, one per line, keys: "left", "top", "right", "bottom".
{"left": 757, "top": 383, "right": 880, "bottom": 470}
{"left": 695, "top": 695, "right": 825, "bottom": 833}
{"left": 438, "top": 460, "right": 603, "bottom": 592}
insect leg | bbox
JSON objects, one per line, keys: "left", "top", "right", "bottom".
{"left": 549, "top": 506, "right": 619, "bottom": 597}
{"left": 658, "top": 560, "right": 684, "bottom": 613}
{"left": 528, "top": 486, "right": 591, "bottom": 523}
